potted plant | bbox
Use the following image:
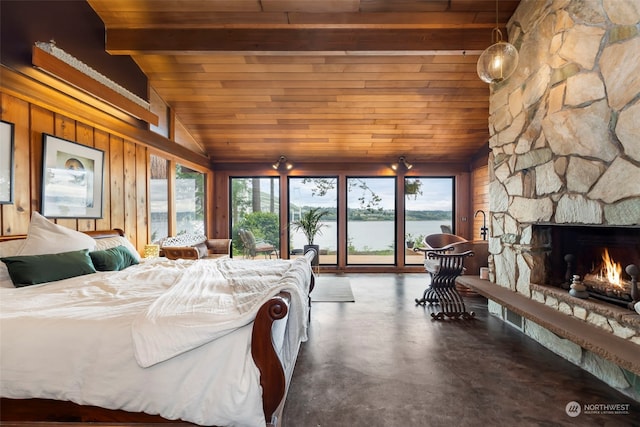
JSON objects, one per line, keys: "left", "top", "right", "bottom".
{"left": 291, "top": 207, "right": 329, "bottom": 265}
{"left": 404, "top": 179, "right": 423, "bottom": 199}
{"left": 405, "top": 233, "right": 415, "bottom": 249}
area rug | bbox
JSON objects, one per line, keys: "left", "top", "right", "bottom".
{"left": 311, "top": 276, "right": 355, "bottom": 302}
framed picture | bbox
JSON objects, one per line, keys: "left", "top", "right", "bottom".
{"left": 0, "top": 120, "right": 14, "bottom": 204}
{"left": 41, "top": 134, "right": 104, "bottom": 218}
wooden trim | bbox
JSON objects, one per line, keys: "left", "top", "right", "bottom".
{"left": 32, "top": 46, "right": 158, "bottom": 126}
{"left": 106, "top": 28, "right": 496, "bottom": 54}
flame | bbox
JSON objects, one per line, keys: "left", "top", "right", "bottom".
{"left": 600, "top": 248, "right": 622, "bottom": 287}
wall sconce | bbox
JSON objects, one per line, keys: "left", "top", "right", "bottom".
{"left": 272, "top": 155, "right": 293, "bottom": 171}
{"left": 476, "top": 0, "right": 519, "bottom": 84}
{"left": 391, "top": 156, "right": 413, "bottom": 171}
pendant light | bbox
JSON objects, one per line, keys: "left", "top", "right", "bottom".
{"left": 477, "top": 0, "right": 519, "bottom": 84}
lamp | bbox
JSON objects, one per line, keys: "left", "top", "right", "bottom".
{"left": 391, "top": 156, "right": 413, "bottom": 171}
{"left": 476, "top": 0, "right": 519, "bottom": 84}
{"left": 272, "top": 155, "right": 293, "bottom": 171}
{"left": 143, "top": 244, "right": 160, "bottom": 258}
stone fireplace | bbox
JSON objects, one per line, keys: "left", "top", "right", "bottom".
{"left": 532, "top": 224, "right": 640, "bottom": 307}
{"left": 487, "top": 0, "right": 640, "bottom": 400}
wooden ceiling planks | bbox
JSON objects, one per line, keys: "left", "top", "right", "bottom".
{"left": 87, "top": 0, "right": 519, "bottom": 165}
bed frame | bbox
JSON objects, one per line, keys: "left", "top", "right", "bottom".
{"left": 0, "top": 229, "right": 315, "bottom": 427}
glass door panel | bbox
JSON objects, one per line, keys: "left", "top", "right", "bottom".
{"left": 405, "top": 177, "right": 454, "bottom": 265}
{"left": 175, "top": 164, "right": 206, "bottom": 236}
{"left": 230, "top": 177, "right": 280, "bottom": 259}
{"left": 288, "top": 177, "right": 338, "bottom": 265}
{"left": 149, "top": 154, "right": 169, "bottom": 244}
{"left": 347, "top": 177, "right": 396, "bottom": 265}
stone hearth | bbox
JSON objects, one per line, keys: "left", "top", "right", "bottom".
{"left": 486, "top": 0, "right": 640, "bottom": 401}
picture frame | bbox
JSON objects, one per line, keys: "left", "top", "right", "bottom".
{"left": 41, "top": 134, "right": 104, "bottom": 218}
{"left": 0, "top": 120, "right": 15, "bottom": 204}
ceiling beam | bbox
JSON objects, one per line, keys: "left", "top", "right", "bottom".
{"left": 105, "top": 27, "right": 496, "bottom": 54}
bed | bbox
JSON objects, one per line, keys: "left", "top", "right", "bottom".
{"left": 0, "top": 214, "right": 315, "bottom": 426}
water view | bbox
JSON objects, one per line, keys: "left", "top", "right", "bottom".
{"left": 290, "top": 220, "right": 449, "bottom": 252}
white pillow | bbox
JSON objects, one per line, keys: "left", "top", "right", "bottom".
{"left": 94, "top": 235, "right": 141, "bottom": 262}
{"left": 0, "top": 239, "right": 26, "bottom": 258}
{"left": 17, "top": 212, "right": 96, "bottom": 256}
{"left": 0, "top": 240, "right": 25, "bottom": 287}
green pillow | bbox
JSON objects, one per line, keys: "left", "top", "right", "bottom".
{"left": 1, "top": 249, "right": 96, "bottom": 287}
{"left": 89, "top": 245, "right": 139, "bottom": 271}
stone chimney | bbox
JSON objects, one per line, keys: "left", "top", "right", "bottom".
{"left": 488, "top": 0, "right": 639, "bottom": 400}
{"left": 489, "top": 0, "right": 639, "bottom": 291}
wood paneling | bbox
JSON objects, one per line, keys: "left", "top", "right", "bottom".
{"left": 87, "top": 0, "right": 521, "bottom": 166}
{"left": 0, "top": 91, "right": 169, "bottom": 253}
{"left": 471, "top": 162, "right": 489, "bottom": 241}
{"left": 0, "top": 94, "right": 30, "bottom": 235}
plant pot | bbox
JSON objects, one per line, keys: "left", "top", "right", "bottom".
{"left": 304, "top": 244, "right": 320, "bottom": 266}
{"left": 406, "top": 241, "right": 415, "bottom": 249}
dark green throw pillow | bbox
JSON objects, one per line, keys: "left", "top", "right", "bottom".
{"left": 89, "top": 245, "right": 139, "bottom": 271}
{"left": 1, "top": 249, "right": 97, "bottom": 287}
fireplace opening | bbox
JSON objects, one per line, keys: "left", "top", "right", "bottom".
{"left": 533, "top": 224, "right": 640, "bottom": 309}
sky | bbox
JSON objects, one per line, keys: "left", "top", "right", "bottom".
{"left": 288, "top": 177, "right": 453, "bottom": 211}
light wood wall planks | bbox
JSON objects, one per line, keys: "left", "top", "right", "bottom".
{"left": 471, "top": 163, "right": 489, "bottom": 241}
{"left": 0, "top": 91, "right": 152, "bottom": 253}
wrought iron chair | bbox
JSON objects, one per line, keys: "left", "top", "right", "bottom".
{"left": 414, "top": 236, "right": 475, "bottom": 319}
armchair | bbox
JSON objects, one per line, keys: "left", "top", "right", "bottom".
{"left": 161, "top": 234, "right": 232, "bottom": 260}
{"left": 238, "top": 229, "right": 278, "bottom": 259}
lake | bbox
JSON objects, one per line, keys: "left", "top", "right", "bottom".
{"left": 291, "top": 220, "right": 449, "bottom": 251}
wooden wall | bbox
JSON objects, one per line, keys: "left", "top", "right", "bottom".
{"left": 0, "top": 68, "right": 213, "bottom": 254}
{"left": 471, "top": 161, "right": 489, "bottom": 242}
{"left": 0, "top": 91, "right": 148, "bottom": 251}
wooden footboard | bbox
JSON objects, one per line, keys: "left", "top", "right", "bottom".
{"left": 252, "top": 292, "right": 291, "bottom": 427}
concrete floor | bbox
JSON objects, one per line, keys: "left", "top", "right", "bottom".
{"left": 282, "top": 273, "right": 640, "bottom": 427}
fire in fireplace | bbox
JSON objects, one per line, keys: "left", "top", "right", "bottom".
{"left": 583, "top": 248, "right": 634, "bottom": 305}
{"left": 532, "top": 224, "right": 640, "bottom": 310}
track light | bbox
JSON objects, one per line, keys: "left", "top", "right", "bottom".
{"left": 272, "top": 155, "right": 293, "bottom": 171}
{"left": 391, "top": 156, "right": 413, "bottom": 171}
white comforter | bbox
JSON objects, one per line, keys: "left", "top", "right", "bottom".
{"left": 0, "top": 256, "right": 312, "bottom": 427}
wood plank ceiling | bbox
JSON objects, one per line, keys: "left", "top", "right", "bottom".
{"left": 87, "top": 0, "right": 521, "bottom": 165}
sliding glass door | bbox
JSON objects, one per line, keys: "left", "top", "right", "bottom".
{"left": 405, "top": 177, "right": 454, "bottom": 265}
{"left": 230, "top": 177, "right": 280, "bottom": 259}
{"left": 347, "top": 177, "right": 396, "bottom": 265}
{"left": 288, "top": 177, "right": 338, "bottom": 265}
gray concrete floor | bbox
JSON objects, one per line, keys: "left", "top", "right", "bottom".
{"left": 282, "top": 273, "right": 640, "bottom": 427}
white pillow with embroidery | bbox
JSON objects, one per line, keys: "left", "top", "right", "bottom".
{"left": 17, "top": 212, "right": 96, "bottom": 256}
{"left": 161, "top": 234, "right": 206, "bottom": 247}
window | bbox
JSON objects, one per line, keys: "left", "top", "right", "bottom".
{"left": 175, "top": 164, "right": 206, "bottom": 236}
{"left": 347, "top": 177, "right": 396, "bottom": 265}
{"left": 149, "top": 154, "right": 169, "bottom": 243}
{"left": 230, "top": 177, "right": 280, "bottom": 258}
{"left": 405, "top": 177, "right": 454, "bottom": 265}
{"left": 289, "top": 177, "right": 338, "bottom": 265}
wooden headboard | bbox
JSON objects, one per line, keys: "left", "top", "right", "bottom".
{"left": 0, "top": 229, "right": 125, "bottom": 243}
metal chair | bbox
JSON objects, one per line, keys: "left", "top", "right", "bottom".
{"left": 414, "top": 235, "right": 475, "bottom": 319}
